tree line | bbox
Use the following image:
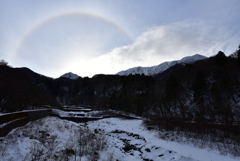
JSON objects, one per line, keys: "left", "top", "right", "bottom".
{"left": 1, "top": 45, "right": 240, "bottom": 125}
{"left": 38, "top": 46, "right": 240, "bottom": 124}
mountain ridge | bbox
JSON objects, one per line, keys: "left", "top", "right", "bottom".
{"left": 60, "top": 72, "right": 79, "bottom": 80}
{"left": 116, "top": 54, "right": 207, "bottom": 76}
{"left": 15, "top": 67, "right": 52, "bottom": 81}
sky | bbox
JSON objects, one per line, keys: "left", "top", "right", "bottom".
{"left": 0, "top": 0, "right": 240, "bottom": 78}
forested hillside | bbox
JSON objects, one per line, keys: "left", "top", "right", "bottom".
{"left": 38, "top": 47, "right": 240, "bottom": 124}
{"left": 1, "top": 46, "right": 240, "bottom": 124}
{"left": 0, "top": 62, "right": 61, "bottom": 113}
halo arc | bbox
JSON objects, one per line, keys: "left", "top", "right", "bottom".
{"left": 12, "top": 12, "right": 132, "bottom": 62}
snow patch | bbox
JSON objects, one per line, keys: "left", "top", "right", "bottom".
{"left": 117, "top": 54, "right": 207, "bottom": 76}
{"left": 60, "top": 72, "right": 79, "bottom": 79}
{"left": 1, "top": 116, "right": 239, "bottom": 161}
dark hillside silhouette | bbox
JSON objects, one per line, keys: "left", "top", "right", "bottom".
{"left": 1, "top": 46, "right": 240, "bottom": 124}
{"left": 0, "top": 65, "right": 61, "bottom": 113}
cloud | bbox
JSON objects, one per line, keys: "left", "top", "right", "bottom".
{"left": 90, "top": 20, "right": 240, "bottom": 75}
{"left": 9, "top": 18, "right": 240, "bottom": 78}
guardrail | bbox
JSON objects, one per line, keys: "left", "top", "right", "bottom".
{"left": 0, "top": 109, "right": 52, "bottom": 137}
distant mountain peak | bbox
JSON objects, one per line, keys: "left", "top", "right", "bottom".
{"left": 60, "top": 72, "right": 79, "bottom": 80}
{"left": 116, "top": 54, "right": 207, "bottom": 76}
{"left": 178, "top": 54, "right": 207, "bottom": 64}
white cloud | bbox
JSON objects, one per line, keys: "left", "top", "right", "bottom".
{"left": 83, "top": 20, "right": 239, "bottom": 76}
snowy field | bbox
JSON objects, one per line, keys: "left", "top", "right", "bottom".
{"left": 0, "top": 116, "right": 240, "bottom": 161}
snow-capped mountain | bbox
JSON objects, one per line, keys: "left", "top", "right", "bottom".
{"left": 60, "top": 72, "right": 79, "bottom": 79}
{"left": 116, "top": 54, "right": 207, "bottom": 76}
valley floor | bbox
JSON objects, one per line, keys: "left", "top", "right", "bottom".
{"left": 0, "top": 116, "right": 239, "bottom": 161}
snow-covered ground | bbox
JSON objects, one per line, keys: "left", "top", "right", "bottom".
{"left": 52, "top": 109, "right": 113, "bottom": 118}
{"left": 88, "top": 118, "right": 240, "bottom": 161}
{"left": 52, "top": 109, "right": 87, "bottom": 117}
{"left": 0, "top": 116, "right": 239, "bottom": 161}
{"left": 52, "top": 109, "right": 140, "bottom": 119}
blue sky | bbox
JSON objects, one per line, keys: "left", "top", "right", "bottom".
{"left": 0, "top": 0, "right": 240, "bottom": 77}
